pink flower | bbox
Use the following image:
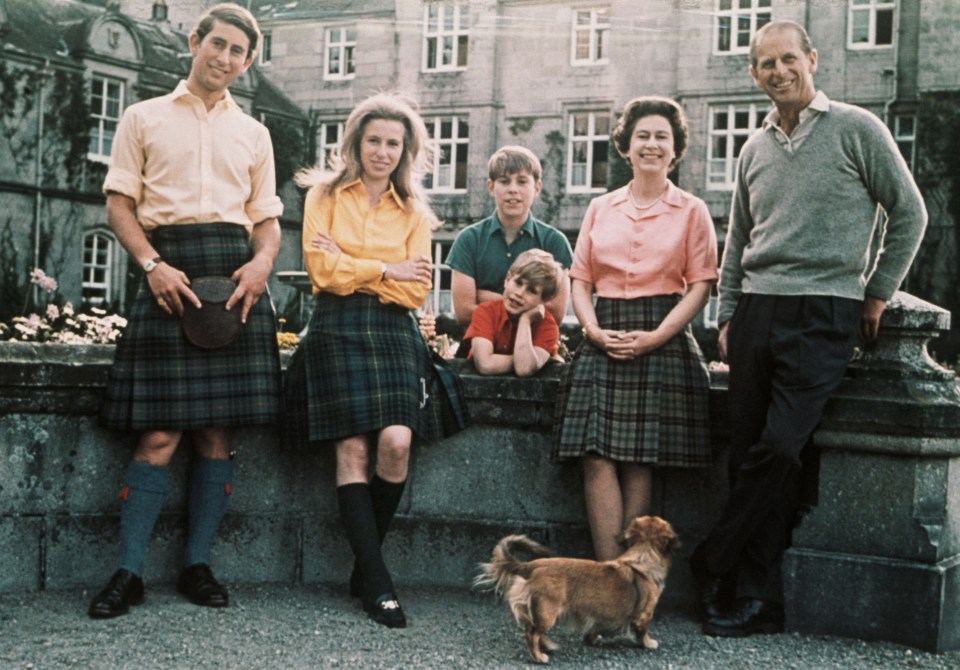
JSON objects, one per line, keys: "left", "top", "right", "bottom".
{"left": 29, "top": 268, "right": 58, "bottom": 293}
{"left": 46, "top": 304, "right": 59, "bottom": 320}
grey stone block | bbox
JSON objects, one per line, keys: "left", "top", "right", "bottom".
{"left": 785, "top": 547, "right": 960, "bottom": 653}
{"left": 0, "top": 516, "right": 42, "bottom": 591}
{"left": 408, "top": 426, "right": 584, "bottom": 524}
{"left": 792, "top": 450, "right": 960, "bottom": 562}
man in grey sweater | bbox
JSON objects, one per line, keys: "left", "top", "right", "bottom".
{"left": 692, "top": 20, "right": 927, "bottom": 637}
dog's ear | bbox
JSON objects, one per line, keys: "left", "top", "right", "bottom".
{"left": 651, "top": 520, "right": 680, "bottom": 557}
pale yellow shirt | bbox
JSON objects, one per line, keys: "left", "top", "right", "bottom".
{"left": 103, "top": 80, "right": 283, "bottom": 231}
{"left": 302, "top": 179, "right": 432, "bottom": 310}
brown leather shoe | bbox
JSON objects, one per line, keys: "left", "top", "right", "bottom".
{"left": 177, "top": 564, "right": 228, "bottom": 608}
{"left": 88, "top": 569, "right": 145, "bottom": 619}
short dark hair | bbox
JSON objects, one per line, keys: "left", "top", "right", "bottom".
{"left": 488, "top": 145, "right": 542, "bottom": 181}
{"left": 612, "top": 96, "right": 689, "bottom": 171}
{"left": 192, "top": 3, "right": 261, "bottom": 59}
{"left": 507, "top": 249, "right": 562, "bottom": 302}
{"left": 749, "top": 20, "right": 814, "bottom": 68}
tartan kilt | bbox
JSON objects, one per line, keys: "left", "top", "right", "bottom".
{"left": 281, "top": 292, "right": 461, "bottom": 449}
{"left": 552, "top": 295, "right": 712, "bottom": 467}
{"left": 99, "top": 223, "right": 281, "bottom": 431}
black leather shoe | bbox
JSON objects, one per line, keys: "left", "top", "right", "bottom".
{"left": 702, "top": 598, "right": 784, "bottom": 637}
{"left": 177, "top": 564, "right": 229, "bottom": 608}
{"left": 364, "top": 593, "right": 407, "bottom": 628}
{"left": 88, "top": 569, "right": 144, "bottom": 619}
{"left": 689, "top": 544, "right": 733, "bottom": 620}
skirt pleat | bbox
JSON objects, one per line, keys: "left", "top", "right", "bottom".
{"left": 552, "top": 295, "right": 712, "bottom": 467}
{"left": 99, "top": 224, "right": 281, "bottom": 431}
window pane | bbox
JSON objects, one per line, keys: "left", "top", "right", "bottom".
{"left": 595, "top": 115, "right": 610, "bottom": 135}
{"left": 596, "top": 29, "right": 607, "bottom": 60}
{"left": 591, "top": 142, "right": 608, "bottom": 188}
{"left": 719, "top": 0, "right": 732, "bottom": 9}
{"left": 457, "top": 35, "right": 468, "bottom": 66}
{"left": 734, "top": 111, "right": 750, "bottom": 128}
{"left": 345, "top": 46, "right": 355, "bottom": 75}
{"left": 712, "top": 136, "right": 728, "bottom": 159}
{"left": 714, "top": 111, "right": 729, "bottom": 129}
{"left": 733, "top": 135, "right": 748, "bottom": 156}
{"left": 576, "top": 10, "right": 590, "bottom": 25}
{"left": 427, "top": 38, "right": 437, "bottom": 68}
{"left": 573, "top": 114, "right": 588, "bottom": 136}
{"left": 330, "top": 28, "right": 341, "bottom": 42}
{"left": 717, "top": 16, "right": 731, "bottom": 52}
{"left": 876, "top": 9, "right": 894, "bottom": 45}
{"left": 575, "top": 32, "right": 590, "bottom": 60}
{"left": 851, "top": 12, "right": 869, "bottom": 43}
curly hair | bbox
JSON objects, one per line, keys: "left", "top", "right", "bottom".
{"left": 612, "top": 96, "right": 689, "bottom": 172}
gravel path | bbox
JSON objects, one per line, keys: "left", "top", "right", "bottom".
{"left": 1, "top": 583, "right": 957, "bottom": 669}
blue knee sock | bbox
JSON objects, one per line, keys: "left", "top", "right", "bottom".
{"left": 117, "top": 461, "right": 169, "bottom": 577}
{"left": 184, "top": 458, "right": 233, "bottom": 567}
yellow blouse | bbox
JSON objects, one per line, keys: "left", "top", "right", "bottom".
{"left": 302, "top": 179, "right": 432, "bottom": 310}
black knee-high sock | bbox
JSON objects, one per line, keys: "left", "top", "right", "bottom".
{"left": 370, "top": 475, "right": 406, "bottom": 542}
{"left": 338, "top": 483, "right": 394, "bottom": 604}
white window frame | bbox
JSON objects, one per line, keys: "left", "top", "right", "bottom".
{"left": 714, "top": 0, "right": 772, "bottom": 56}
{"left": 424, "top": 115, "right": 470, "bottom": 193}
{"left": 566, "top": 111, "right": 610, "bottom": 193}
{"left": 325, "top": 26, "right": 356, "bottom": 80}
{"left": 88, "top": 75, "right": 124, "bottom": 163}
{"left": 707, "top": 102, "right": 767, "bottom": 190}
{"left": 259, "top": 32, "right": 272, "bottom": 66}
{"left": 422, "top": 1, "right": 469, "bottom": 72}
{"left": 848, "top": 0, "right": 896, "bottom": 49}
{"left": 893, "top": 113, "right": 916, "bottom": 173}
{"left": 319, "top": 121, "right": 344, "bottom": 170}
{"left": 82, "top": 230, "right": 119, "bottom": 306}
{"left": 571, "top": 8, "right": 610, "bottom": 66}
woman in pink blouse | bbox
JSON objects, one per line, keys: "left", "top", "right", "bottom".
{"left": 553, "top": 96, "right": 718, "bottom": 560}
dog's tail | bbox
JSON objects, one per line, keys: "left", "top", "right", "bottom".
{"left": 473, "top": 534, "right": 552, "bottom": 598}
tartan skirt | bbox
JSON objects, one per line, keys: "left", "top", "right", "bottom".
{"left": 281, "top": 292, "right": 461, "bottom": 449}
{"left": 552, "top": 295, "right": 712, "bottom": 467}
{"left": 99, "top": 224, "right": 281, "bottom": 431}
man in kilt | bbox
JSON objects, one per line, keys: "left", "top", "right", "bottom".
{"left": 692, "top": 20, "right": 927, "bottom": 637}
{"left": 88, "top": 3, "right": 283, "bottom": 618}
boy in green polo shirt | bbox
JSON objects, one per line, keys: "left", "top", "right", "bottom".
{"left": 446, "top": 146, "right": 573, "bottom": 327}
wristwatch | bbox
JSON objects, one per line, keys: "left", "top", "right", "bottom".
{"left": 142, "top": 256, "right": 163, "bottom": 273}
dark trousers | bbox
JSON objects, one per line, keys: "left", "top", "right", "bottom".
{"left": 704, "top": 294, "right": 861, "bottom": 603}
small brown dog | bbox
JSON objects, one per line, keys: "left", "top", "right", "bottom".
{"left": 475, "top": 516, "right": 679, "bottom": 664}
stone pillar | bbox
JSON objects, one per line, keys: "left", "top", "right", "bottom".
{"left": 784, "top": 292, "right": 960, "bottom": 653}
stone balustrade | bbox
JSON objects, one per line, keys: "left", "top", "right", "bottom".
{"left": 1, "top": 291, "right": 958, "bottom": 651}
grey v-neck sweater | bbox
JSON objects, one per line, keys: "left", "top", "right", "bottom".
{"left": 718, "top": 99, "right": 927, "bottom": 324}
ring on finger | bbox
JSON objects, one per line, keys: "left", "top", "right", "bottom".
{"left": 157, "top": 297, "right": 166, "bottom": 307}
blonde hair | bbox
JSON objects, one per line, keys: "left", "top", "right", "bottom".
{"left": 488, "top": 145, "right": 542, "bottom": 182}
{"left": 507, "top": 249, "right": 562, "bottom": 302}
{"left": 296, "top": 92, "right": 434, "bottom": 214}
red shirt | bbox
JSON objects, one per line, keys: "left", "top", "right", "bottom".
{"left": 463, "top": 300, "right": 559, "bottom": 357}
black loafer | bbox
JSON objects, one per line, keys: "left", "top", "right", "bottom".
{"left": 88, "top": 569, "right": 145, "bottom": 619}
{"left": 365, "top": 593, "right": 407, "bottom": 628}
{"left": 702, "top": 598, "right": 784, "bottom": 637}
{"left": 177, "top": 564, "right": 229, "bottom": 608}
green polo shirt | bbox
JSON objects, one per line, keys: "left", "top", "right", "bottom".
{"left": 446, "top": 213, "right": 574, "bottom": 292}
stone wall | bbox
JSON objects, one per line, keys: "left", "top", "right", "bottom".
{"left": 3, "top": 292, "right": 960, "bottom": 651}
{"left": 0, "top": 342, "right": 728, "bottom": 616}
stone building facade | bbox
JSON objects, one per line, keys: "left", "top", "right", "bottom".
{"left": 0, "top": 0, "right": 310, "bottom": 325}
{"left": 6, "top": 0, "right": 960, "bottom": 349}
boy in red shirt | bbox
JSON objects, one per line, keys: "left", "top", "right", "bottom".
{"left": 462, "top": 249, "right": 562, "bottom": 377}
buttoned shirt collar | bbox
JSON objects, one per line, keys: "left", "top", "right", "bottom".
{"left": 762, "top": 91, "right": 831, "bottom": 151}
{"left": 340, "top": 178, "right": 406, "bottom": 209}
{"left": 488, "top": 212, "right": 536, "bottom": 239}
{"left": 170, "top": 79, "right": 242, "bottom": 114}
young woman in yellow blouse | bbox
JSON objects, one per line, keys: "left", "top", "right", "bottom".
{"left": 284, "top": 92, "right": 452, "bottom": 628}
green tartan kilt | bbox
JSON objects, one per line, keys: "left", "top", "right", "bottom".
{"left": 552, "top": 295, "right": 712, "bottom": 468}
{"left": 99, "top": 223, "right": 281, "bottom": 431}
{"left": 281, "top": 292, "right": 462, "bottom": 449}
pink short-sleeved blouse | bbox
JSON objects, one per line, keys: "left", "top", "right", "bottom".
{"left": 569, "top": 182, "right": 718, "bottom": 298}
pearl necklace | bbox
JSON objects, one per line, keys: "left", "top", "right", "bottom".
{"left": 628, "top": 183, "right": 667, "bottom": 210}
